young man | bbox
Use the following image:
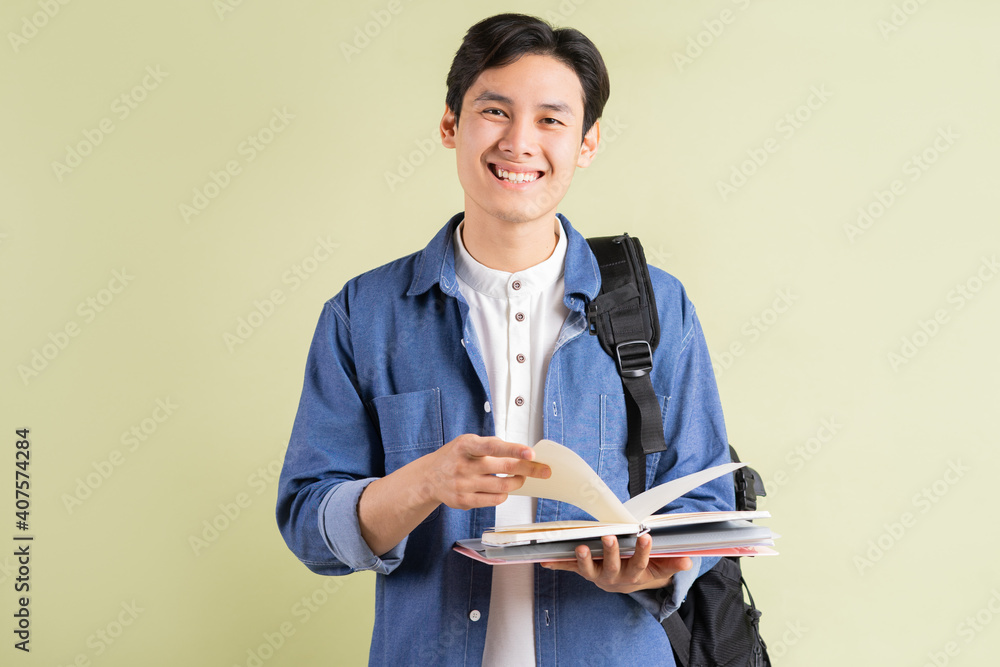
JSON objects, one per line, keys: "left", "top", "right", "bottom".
{"left": 277, "top": 13, "right": 734, "bottom": 666}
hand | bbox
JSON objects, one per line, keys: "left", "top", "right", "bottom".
{"left": 418, "top": 434, "right": 551, "bottom": 510}
{"left": 540, "top": 534, "right": 692, "bottom": 594}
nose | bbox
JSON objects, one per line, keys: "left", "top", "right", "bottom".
{"left": 497, "top": 115, "right": 537, "bottom": 157}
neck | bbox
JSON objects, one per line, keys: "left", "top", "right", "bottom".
{"left": 460, "top": 210, "right": 559, "bottom": 273}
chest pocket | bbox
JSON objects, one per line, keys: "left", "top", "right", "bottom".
{"left": 598, "top": 392, "right": 668, "bottom": 499}
{"left": 371, "top": 387, "right": 445, "bottom": 475}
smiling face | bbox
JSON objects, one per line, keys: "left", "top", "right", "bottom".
{"left": 440, "top": 53, "right": 600, "bottom": 230}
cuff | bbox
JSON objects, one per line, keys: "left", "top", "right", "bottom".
{"left": 628, "top": 556, "right": 703, "bottom": 622}
{"left": 318, "top": 478, "right": 407, "bottom": 575}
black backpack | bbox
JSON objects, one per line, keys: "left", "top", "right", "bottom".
{"left": 586, "top": 233, "right": 771, "bottom": 667}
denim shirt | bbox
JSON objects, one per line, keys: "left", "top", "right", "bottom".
{"left": 276, "top": 212, "right": 736, "bottom": 666}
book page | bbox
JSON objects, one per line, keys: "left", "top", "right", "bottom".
{"left": 509, "top": 439, "right": 637, "bottom": 523}
{"left": 622, "top": 461, "right": 746, "bottom": 521}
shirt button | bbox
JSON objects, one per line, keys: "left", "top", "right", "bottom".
{"left": 514, "top": 396, "right": 524, "bottom": 407}
{"left": 469, "top": 609, "right": 481, "bottom": 621}
{"left": 484, "top": 401, "right": 491, "bottom": 413}
{"left": 515, "top": 312, "right": 525, "bottom": 322}
{"left": 516, "top": 354, "right": 525, "bottom": 363}
{"left": 511, "top": 280, "right": 522, "bottom": 291}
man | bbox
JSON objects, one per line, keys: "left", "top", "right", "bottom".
{"left": 276, "top": 13, "right": 734, "bottom": 666}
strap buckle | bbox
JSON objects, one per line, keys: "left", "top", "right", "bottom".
{"left": 615, "top": 340, "right": 653, "bottom": 378}
{"left": 586, "top": 301, "right": 599, "bottom": 335}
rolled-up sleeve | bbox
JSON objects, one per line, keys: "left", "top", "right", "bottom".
{"left": 628, "top": 557, "right": 702, "bottom": 621}
{"left": 318, "top": 478, "right": 407, "bottom": 574}
{"left": 276, "top": 296, "right": 405, "bottom": 576}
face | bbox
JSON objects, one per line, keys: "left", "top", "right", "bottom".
{"left": 440, "top": 53, "right": 600, "bottom": 228}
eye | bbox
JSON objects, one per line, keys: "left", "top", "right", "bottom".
{"left": 483, "top": 108, "right": 507, "bottom": 117}
{"left": 540, "top": 118, "right": 563, "bottom": 126}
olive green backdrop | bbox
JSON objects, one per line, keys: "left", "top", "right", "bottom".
{"left": 2, "top": 1, "right": 998, "bottom": 665}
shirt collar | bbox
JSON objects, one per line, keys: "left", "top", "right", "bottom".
{"left": 407, "top": 212, "right": 600, "bottom": 311}
{"left": 452, "top": 216, "right": 567, "bottom": 299}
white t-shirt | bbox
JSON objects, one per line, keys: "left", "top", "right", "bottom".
{"left": 453, "top": 216, "right": 571, "bottom": 666}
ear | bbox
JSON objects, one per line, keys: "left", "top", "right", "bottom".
{"left": 440, "top": 104, "right": 457, "bottom": 148}
{"left": 576, "top": 119, "right": 600, "bottom": 168}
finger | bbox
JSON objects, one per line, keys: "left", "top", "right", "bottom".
{"left": 448, "top": 490, "right": 509, "bottom": 510}
{"left": 485, "top": 457, "right": 551, "bottom": 480}
{"left": 648, "top": 555, "right": 693, "bottom": 580}
{"left": 575, "top": 544, "right": 598, "bottom": 580}
{"left": 473, "top": 437, "right": 536, "bottom": 461}
{"left": 624, "top": 534, "right": 651, "bottom": 578}
{"left": 600, "top": 536, "right": 621, "bottom": 577}
{"left": 539, "top": 559, "right": 578, "bottom": 571}
{"left": 483, "top": 474, "right": 527, "bottom": 495}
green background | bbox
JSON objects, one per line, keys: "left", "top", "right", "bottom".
{"left": 2, "top": 1, "right": 998, "bottom": 665}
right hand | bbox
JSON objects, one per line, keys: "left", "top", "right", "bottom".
{"left": 418, "top": 434, "right": 551, "bottom": 510}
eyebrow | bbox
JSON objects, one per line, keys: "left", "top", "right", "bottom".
{"left": 472, "top": 91, "right": 576, "bottom": 118}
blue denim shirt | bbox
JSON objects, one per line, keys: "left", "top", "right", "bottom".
{"left": 276, "top": 212, "right": 735, "bottom": 666}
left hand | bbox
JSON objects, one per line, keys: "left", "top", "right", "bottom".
{"left": 540, "top": 534, "right": 692, "bottom": 594}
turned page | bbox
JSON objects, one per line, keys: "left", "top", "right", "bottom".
{"left": 510, "top": 439, "right": 745, "bottom": 525}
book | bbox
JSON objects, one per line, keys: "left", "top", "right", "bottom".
{"left": 452, "top": 439, "right": 775, "bottom": 564}
{"left": 455, "top": 526, "right": 778, "bottom": 565}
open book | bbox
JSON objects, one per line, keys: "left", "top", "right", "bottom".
{"left": 452, "top": 440, "right": 774, "bottom": 563}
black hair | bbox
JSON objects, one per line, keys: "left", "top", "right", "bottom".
{"left": 445, "top": 13, "right": 610, "bottom": 143}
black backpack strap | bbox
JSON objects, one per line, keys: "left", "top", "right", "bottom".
{"left": 586, "top": 234, "right": 666, "bottom": 498}
{"left": 662, "top": 612, "right": 692, "bottom": 667}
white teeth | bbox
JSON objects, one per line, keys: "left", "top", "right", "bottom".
{"left": 494, "top": 166, "right": 538, "bottom": 183}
